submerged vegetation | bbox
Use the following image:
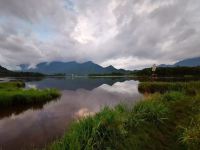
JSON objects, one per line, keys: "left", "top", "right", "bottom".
{"left": 47, "top": 81, "right": 200, "bottom": 150}
{"left": 0, "top": 81, "right": 60, "bottom": 107}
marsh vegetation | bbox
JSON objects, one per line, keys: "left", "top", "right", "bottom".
{"left": 0, "top": 81, "right": 60, "bottom": 107}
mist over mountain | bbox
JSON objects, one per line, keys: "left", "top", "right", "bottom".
{"left": 0, "top": 65, "right": 43, "bottom": 77}
{"left": 159, "top": 57, "right": 200, "bottom": 67}
{"left": 19, "top": 61, "right": 124, "bottom": 75}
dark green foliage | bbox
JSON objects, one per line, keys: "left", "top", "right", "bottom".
{"left": 135, "top": 66, "right": 200, "bottom": 77}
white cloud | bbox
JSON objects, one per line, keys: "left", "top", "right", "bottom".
{"left": 101, "top": 56, "right": 159, "bottom": 70}
{"left": 0, "top": 0, "right": 200, "bottom": 69}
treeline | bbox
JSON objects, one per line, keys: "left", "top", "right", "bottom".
{"left": 0, "top": 65, "right": 44, "bottom": 77}
{"left": 48, "top": 73, "right": 66, "bottom": 76}
{"left": 134, "top": 66, "right": 200, "bottom": 77}
{"left": 0, "top": 71, "right": 44, "bottom": 77}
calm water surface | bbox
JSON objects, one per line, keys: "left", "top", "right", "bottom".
{"left": 0, "top": 77, "right": 142, "bottom": 150}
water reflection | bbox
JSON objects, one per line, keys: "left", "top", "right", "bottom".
{"left": 75, "top": 108, "right": 95, "bottom": 119}
{"left": 25, "top": 77, "right": 130, "bottom": 91}
{"left": 0, "top": 104, "right": 45, "bottom": 120}
{"left": 0, "top": 78, "right": 141, "bottom": 150}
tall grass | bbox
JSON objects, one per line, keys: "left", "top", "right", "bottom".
{"left": 47, "top": 95, "right": 170, "bottom": 150}
{"left": 130, "top": 98, "right": 169, "bottom": 125}
{"left": 179, "top": 94, "right": 200, "bottom": 149}
{"left": 48, "top": 106, "right": 129, "bottom": 150}
{"left": 138, "top": 81, "right": 200, "bottom": 94}
{"left": 47, "top": 81, "right": 200, "bottom": 150}
{"left": 0, "top": 81, "right": 25, "bottom": 89}
{"left": 180, "top": 117, "right": 200, "bottom": 149}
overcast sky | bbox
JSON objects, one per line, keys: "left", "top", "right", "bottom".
{"left": 0, "top": 0, "right": 200, "bottom": 70}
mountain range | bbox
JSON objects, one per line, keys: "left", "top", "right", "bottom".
{"left": 1, "top": 56, "right": 199, "bottom": 76}
{"left": 19, "top": 61, "right": 125, "bottom": 75}
{"left": 159, "top": 57, "right": 200, "bottom": 67}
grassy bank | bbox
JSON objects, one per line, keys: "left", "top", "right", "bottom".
{"left": 47, "top": 81, "right": 200, "bottom": 150}
{"left": 0, "top": 81, "right": 60, "bottom": 107}
{"left": 0, "top": 81, "right": 25, "bottom": 89}
{"left": 138, "top": 81, "right": 200, "bottom": 94}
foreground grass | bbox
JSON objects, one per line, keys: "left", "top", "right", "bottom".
{"left": 47, "top": 81, "right": 200, "bottom": 150}
{"left": 0, "top": 81, "right": 61, "bottom": 107}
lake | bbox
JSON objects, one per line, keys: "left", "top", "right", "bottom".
{"left": 0, "top": 77, "right": 142, "bottom": 150}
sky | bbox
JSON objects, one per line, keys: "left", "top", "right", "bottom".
{"left": 0, "top": 0, "right": 200, "bottom": 70}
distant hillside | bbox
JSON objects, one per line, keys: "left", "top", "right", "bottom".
{"left": 0, "top": 65, "right": 43, "bottom": 77}
{"left": 0, "top": 66, "right": 10, "bottom": 73}
{"left": 19, "top": 61, "right": 124, "bottom": 75}
{"left": 160, "top": 57, "right": 200, "bottom": 67}
{"left": 174, "top": 57, "right": 200, "bottom": 67}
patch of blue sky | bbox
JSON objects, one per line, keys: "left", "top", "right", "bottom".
{"left": 0, "top": 16, "right": 7, "bottom": 24}
{"left": 64, "top": 0, "right": 77, "bottom": 12}
{"left": 31, "top": 20, "right": 56, "bottom": 42}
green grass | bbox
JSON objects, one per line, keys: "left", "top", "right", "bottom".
{"left": 0, "top": 81, "right": 61, "bottom": 107}
{"left": 0, "top": 81, "right": 25, "bottom": 89}
{"left": 131, "top": 96, "right": 169, "bottom": 124}
{"left": 47, "top": 94, "right": 171, "bottom": 150}
{"left": 138, "top": 81, "right": 200, "bottom": 95}
{"left": 46, "top": 81, "right": 200, "bottom": 150}
{"left": 178, "top": 93, "right": 200, "bottom": 150}
{"left": 180, "top": 115, "right": 200, "bottom": 149}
